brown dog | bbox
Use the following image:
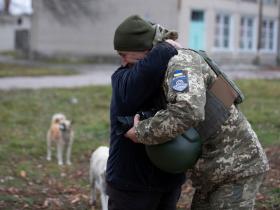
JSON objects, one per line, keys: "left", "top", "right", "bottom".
{"left": 46, "top": 113, "right": 74, "bottom": 165}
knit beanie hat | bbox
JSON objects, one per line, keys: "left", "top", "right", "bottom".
{"left": 114, "top": 15, "right": 156, "bottom": 51}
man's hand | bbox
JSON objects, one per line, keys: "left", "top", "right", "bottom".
{"left": 165, "top": 39, "right": 182, "bottom": 49}
{"left": 124, "top": 114, "right": 140, "bottom": 143}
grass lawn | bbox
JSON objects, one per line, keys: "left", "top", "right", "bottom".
{"left": 0, "top": 79, "right": 279, "bottom": 210}
{"left": 0, "top": 86, "right": 111, "bottom": 210}
{"left": 0, "top": 63, "right": 78, "bottom": 77}
{"left": 237, "top": 80, "right": 280, "bottom": 146}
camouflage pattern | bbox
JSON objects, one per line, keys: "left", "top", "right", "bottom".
{"left": 135, "top": 49, "right": 207, "bottom": 145}
{"left": 135, "top": 48, "right": 269, "bottom": 188}
{"left": 191, "top": 173, "right": 265, "bottom": 210}
{"left": 152, "top": 23, "right": 178, "bottom": 46}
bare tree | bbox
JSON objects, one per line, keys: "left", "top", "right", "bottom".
{"left": 4, "top": 0, "right": 11, "bottom": 14}
{"left": 254, "top": 0, "right": 263, "bottom": 64}
{"left": 277, "top": 0, "right": 280, "bottom": 64}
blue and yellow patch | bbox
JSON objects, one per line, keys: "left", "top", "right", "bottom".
{"left": 171, "top": 70, "right": 189, "bottom": 92}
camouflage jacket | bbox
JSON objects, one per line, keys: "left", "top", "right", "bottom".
{"left": 135, "top": 49, "right": 269, "bottom": 183}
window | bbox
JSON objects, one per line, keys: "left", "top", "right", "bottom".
{"left": 261, "top": 19, "right": 277, "bottom": 51}
{"left": 241, "top": 0, "right": 257, "bottom": 3}
{"left": 263, "top": 0, "right": 277, "bottom": 5}
{"left": 191, "top": 10, "right": 204, "bottom": 22}
{"left": 241, "top": 0, "right": 277, "bottom": 5}
{"left": 214, "top": 13, "right": 232, "bottom": 50}
{"left": 240, "top": 16, "right": 256, "bottom": 51}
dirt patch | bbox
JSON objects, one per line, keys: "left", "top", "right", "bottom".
{"left": 0, "top": 147, "right": 279, "bottom": 210}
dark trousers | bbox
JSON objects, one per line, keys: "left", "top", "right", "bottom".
{"left": 107, "top": 184, "right": 181, "bottom": 210}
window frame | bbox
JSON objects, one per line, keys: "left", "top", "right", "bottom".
{"left": 213, "top": 12, "right": 234, "bottom": 52}
{"left": 260, "top": 18, "right": 278, "bottom": 53}
{"left": 239, "top": 15, "right": 257, "bottom": 52}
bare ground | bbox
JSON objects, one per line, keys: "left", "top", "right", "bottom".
{"left": 0, "top": 147, "right": 279, "bottom": 210}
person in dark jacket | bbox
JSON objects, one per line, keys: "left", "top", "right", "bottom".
{"left": 106, "top": 15, "right": 185, "bottom": 210}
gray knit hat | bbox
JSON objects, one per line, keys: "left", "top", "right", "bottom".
{"left": 114, "top": 15, "right": 156, "bottom": 51}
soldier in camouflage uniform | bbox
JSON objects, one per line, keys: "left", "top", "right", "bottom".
{"left": 123, "top": 17, "right": 270, "bottom": 210}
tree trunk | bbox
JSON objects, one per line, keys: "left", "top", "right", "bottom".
{"left": 4, "top": 0, "right": 11, "bottom": 14}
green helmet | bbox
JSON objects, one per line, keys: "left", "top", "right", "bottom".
{"left": 145, "top": 127, "right": 202, "bottom": 174}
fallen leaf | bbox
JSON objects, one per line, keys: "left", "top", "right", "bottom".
{"left": 256, "top": 193, "right": 267, "bottom": 201}
{"left": 71, "top": 196, "right": 80, "bottom": 204}
{"left": 75, "top": 170, "right": 83, "bottom": 177}
{"left": 60, "top": 172, "right": 67, "bottom": 177}
{"left": 64, "top": 187, "right": 78, "bottom": 194}
{"left": 20, "top": 170, "right": 27, "bottom": 178}
{"left": 42, "top": 198, "right": 49, "bottom": 208}
{"left": 52, "top": 198, "right": 62, "bottom": 206}
{"left": 23, "top": 204, "right": 29, "bottom": 208}
{"left": 7, "top": 187, "right": 20, "bottom": 194}
{"left": 81, "top": 194, "right": 89, "bottom": 200}
{"left": 37, "top": 164, "right": 43, "bottom": 168}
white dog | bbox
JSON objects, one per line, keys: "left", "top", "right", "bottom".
{"left": 89, "top": 146, "right": 109, "bottom": 210}
{"left": 46, "top": 113, "right": 74, "bottom": 165}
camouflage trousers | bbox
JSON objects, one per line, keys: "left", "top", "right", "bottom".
{"left": 191, "top": 173, "right": 265, "bottom": 210}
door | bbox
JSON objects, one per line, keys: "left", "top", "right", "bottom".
{"left": 15, "top": 29, "right": 30, "bottom": 53}
{"left": 188, "top": 10, "right": 205, "bottom": 50}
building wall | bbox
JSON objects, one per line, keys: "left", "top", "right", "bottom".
{"left": 178, "top": 0, "right": 279, "bottom": 64}
{"left": 0, "top": 24, "right": 14, "bottom": 50}
{"left": 30, "top": 0, "right": 178, "bottom": 57}
{"left": 0, "top": 15, "right": 31, "bottom": 51}
{"left": 30, "top": 0, "right": 279, "bottom": 64}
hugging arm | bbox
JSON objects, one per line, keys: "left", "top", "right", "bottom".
{"left": 115, "top": 42, "right": 177, "bottom": 108}
{"left": 134, "top": 50, "right": 207, "bottom": 145}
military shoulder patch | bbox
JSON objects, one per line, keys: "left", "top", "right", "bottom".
{"left": 171, "top": 70, "right": 189, "bottom": 92}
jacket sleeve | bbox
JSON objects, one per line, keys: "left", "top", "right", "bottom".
{"left": 134, "top": 50, "right": 207, "bottom": 145}
{"left": 115, "top": 42, "right": 177, "bottom": 108}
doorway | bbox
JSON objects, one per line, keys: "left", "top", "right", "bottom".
{"left": 189, "top": 10, "right": 205, "bottom": 50}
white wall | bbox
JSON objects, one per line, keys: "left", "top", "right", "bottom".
{"left": 0, "top": 15, "right": 31, "bottom": 51}
{"left": 30, "top": 0, "right": 178, "bottom": 57}
{"left": 0, "top": 25, "right": 15, "bottom": 50}
{"left": 178, "top": 0, "right": 279, "bottom": 64}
